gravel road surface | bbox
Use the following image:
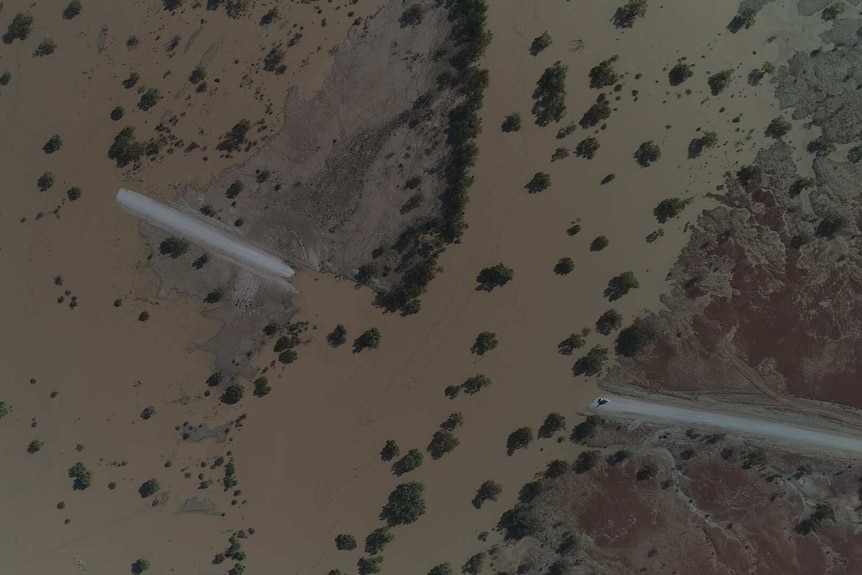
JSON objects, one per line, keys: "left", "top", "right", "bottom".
{"left": 591, "top": 395, "right": 862, "bottom": 456}
{"left": 117, "top": 188, "right": 295, "bottom": 279}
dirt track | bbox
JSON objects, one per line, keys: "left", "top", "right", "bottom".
{"left": 591, "top": 395, "right": 862, "bottom": 456}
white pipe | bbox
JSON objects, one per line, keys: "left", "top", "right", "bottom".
{"left": 116, "top": 188, "right": 295, "bottom": 279}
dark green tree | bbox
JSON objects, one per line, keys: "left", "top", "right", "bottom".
{"left": 615, "top": 318, "right": 655, "bottom": 356}
{"left": 476, "top": 263, "right": 514, "bottom": 290}
{"left": 506, "top": 427, "right": 534, "bottom": 455}
{"left": 471, "top": 480, "right": 502, "bottom": 509}
{"left": 221, "top": 384, "right": 244, "bottom": 405}
{"left": 604, "top": 271, "right": 638, "bottom": 300}
{"left": 380, "top": 482, "right": 426, "bottom": 526}
{"left": 138, "top": 478, "right": 160, "bottom": 498}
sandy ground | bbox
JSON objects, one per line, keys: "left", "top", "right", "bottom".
{"left": 0, "top": 0, "right": 830, "bottom": 574}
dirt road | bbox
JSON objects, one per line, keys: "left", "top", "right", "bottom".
{"left": 590, "top": 395, "right": 862, "bottom": 456}
{"left": 117, "top": 188, "right": 295, "bottom": 279}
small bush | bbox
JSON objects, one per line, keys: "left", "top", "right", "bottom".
{"left": 498, "top": 504, "right": 539, "bottom": 540}
{"left": 132, "top": 558, "right": 151, "bottom": 574}
{"left": 263, "top": 45, "right": 286, "bottom": 73}
{"left": 4, "top": 13, "right": 34, "bottom": 43}
{"left": 606, "top": 449, "right": 631, "bottom": 465}
{"left": 400, "top": 4, "right": 425, "bottom": 27}
{"left": 37, "top": 172, "right": 55, "bottom": 191}
{"left": 589, "top": 56, "right": 619, "bottom": 89}
{"left": 615, "top": 318, "right": 655, "bottom": 356}
{"left": 506, "top": 427, "right": 534, "bottom": 455}
{"left": 353, "top": 328, "right": 381, "bottom": 352}
{"left": 440, "top": 412, "right": 464, "bottom": 431}
{"left": 221, "top": 384, "right": 244, "bottom": 405}
{"left": 580, "top": 96, "right": 611, "bottom": 128}
{"left": 27, "top": 439, "right": 44, "bottom": 453}
{"left": 139, "top": 478, "right": 160, "bottom": 498}
{"left": 815, "top": 214, "right": 847, "bottom": 239}
{"left": 380, "top": 482, "right": 426, "bottom": 526}
{"left": 530, "top": 31, "right": 552, "bottom": 55}
{"left": 558, "top": 332, "right": 587, "bottom": 355}
{"left": 0, "top": 402, "right": 8, "bottom": 419}
{"left": 138, "top": 88, "right": 162, "bottom": 111}
{"left": 526, "top": 172, "right": 551, "bottom": 193}
{"left": 765, "top": 116, "right": 791, "bottom": 139}
{"left": 217, "top": 119, "right": 251, "bottom": 153}
{"left": 159, "top": 237, "right": 189, "bottom": 258}
{"left": 462, "top": 374, "right": 492, "bottom": 394}
{"left": 551, "top": 147, "right": 569, "bottom": 161}
{"left": 653, "top": 197, "right": 691, "bottom": 223}
{"left": 327, "top": 324, "right": 347, "bottom": 346}
{"left": 260, "top": 8, "right": 278, "bottom": 25}
{"left": 138, "top": 311, "right": 150, "bottom": 322}
{"left": 108, "top": 126, "right": 147, "bottom": 167}
{"left": 189, "top": 66, "right": 207, "bottom": 84}
{"left": 42, "top": 34, "right": 75, "bottom": 56}
{"left": 429, "top": 564, "right": 452, "bottom": 575}
{"left": 471, "top": 331, "right": 498, "bottom": 355}
{"left": 737, "top": 164, "right": 762, "bottom": 187}
{"left": 392, "top": 449, "right": 424, "bottom": 476}
{"left": 476, "top": 264, "right": 514, "bottom": 290}
{"left": 668, "top": 61, "right": 693, "bottom": 85}
{"left": 358, "top": 557, "right": 383, "bottom": 575}
{"left": 163, "top": 0, "right": 183, "bottom": 10}
{"left": 708, "top": 70, "right": 733, "bottom": 95}
{"left": 381, "top": 440, "right": 400, "bottom": 461}
{"left": 822, "top": 1, "right": 844, "bottom": 20}
{"left": 427, "top": 430, "right": 459, "bottom": 459}
{"left": 554, "top": 257, "right": 574, "bottom": 275}
{"left": 604, "top": 271, "right": 638, "bottom": 300}
{"left": 63, "top": 0, "right": 83, "bottom": 19}
{"left": 575, "top": 137, "right": 600, "bottom": 159}
{"left": 122, "top": 71, "right": 140, "bottom": 89}
{"left": 335, "top": 534, "right": 356, "bottom": 551}
{"left": 472, "top": 480, "right": 502, "bottom": 509}
{"left": 0, "top": 71, "right": 10, "bottom": 85}
{"left": 532, "top": 62, "right": 567, "bottom": 126}
{"left": 68, "top": 462, "right": 92, "bottom": 490}
{"left": 590, "top": 236, "right": 609, "bottom": 251}
{"left": 573, "top": 346, "right": 609, "bottom": 376}
{"left": 43, "top": 134, "right": 63, "bottom": 154}
{"left": 278, "top": 349, "right": 298, "bottom": 364}
{"left": 502, "top": 113, "right": 521, "bottom": 132}
{"left": 727, "top": 8, "right": 756, "bottom": 33}
{"left": 574, "top": 450, "right": 600, "bottom": 473}
{"left": 462, "top": 553, "right": 485, "bottom": 575}
{"left": 807, "top": 137, "right": 835, "bottom": 157}
{"left": 539, "top": 412, "right": 567, "bottom": 437}
{"left": 614, "top": 0, "right": 647, "bottom": 28}
{"left": 571, "top": 416, "right": 599, "bottom": 444}
{"left": 252, "top": 377, "right": 271, "bottom": 397}
{"left": 596, "top": 309, "right": 622, "bottom": 335}
{"left": 364, "top": 527, "right": 394, "bottom": 555}
{"left": 634, "top": 140, "right": 661, "bottom": 167}
{"left": 110, "top": 106, "right": 125, "bottom": 121}
{"left": 140, "top": 405, "right": 156, "bottom": 420}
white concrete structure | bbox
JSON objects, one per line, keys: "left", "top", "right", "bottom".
{"left": 116, "top": 188, "right": 295, "bottom": 280}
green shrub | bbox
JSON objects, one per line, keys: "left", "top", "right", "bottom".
{"left": 580, "top": 95, "right": 611, "bottom": 128}
{"left": 427, "top": 430, "right": 459, "bottom": 459}
{"left": 462, "top": 553, "right": 485, "bottom": 575}
{"left": 428, "top": 564, "right": 452, "bottom": 575}
{"left": 354, "top": 328, "right": 381, "bottom": 352}
{"left": 253, "top": 377, "right": 271, "bottom": 397}
{"left": 392, "top": 449, "right": 424, "bottom": 476}
{"left": 530, "top": 31, "right": 552, "bottom": 55}
{"left": 539, "top": 413, "right": 566, "bottom": 438}
{"left": 37, "top": 172, "right": 55, "bottom": 191}
{"left": 380, "top": 440, "right": 400, "bottom": 461}
{"left": 381, "top": 482, "right": 426, "bottom": 525}
{"left": 159, "top": 237, "right": 189, "bottom": 258}
{"left": 571, "top": 416, "right": 600, "bottom": 443}
{"left": 554, "top": 257, "right": 574, "bottom": 275}
{"left": 27, "top": 439, "right": 44, "bottom": 453}
{"left": 263, "top": 45, "right": 286, "bottom": 73}
{"left": 595, "top": 309, "right": 622, "bottom": 335}
{"left": 63, "top": 0, "right": 83, "bottom": 19}
{"left": 138, "top": 88, "right": 162, "bottom": 111}
{"left": 589, "top": 56, "right": 619, "bottom": 89}
{"left": 0, "top": 402, "right": 8, "bottom": 419}
{"left": 653, "top": 197, "right": 691, "bottom": 223}
{"left": 225, "top": 180, "right": 244, "bottom": 198}
{"left": 223, "top": 461, "right": 238, "bottom": 490}
{"left": 574, "top": 450, "right": 600, "bottom": 472}
{"left": 138, "top": 478, "right": 160, "bottom": 498}
{"left": 122, "top": 71, "right": 140, "bottom": 89}
{"left": 43, "top": 134, "right": 63, "bottom": 154}
{"left": 807, "top": 137, "right": 835, "bottom": 157}
{"left": 615, "top": 318, "right": 655, "bottom": 356}
{"left": 765, "top": 116, "right": 791, "bottom": 139}
{"left": 327, "top": 324, "right": 348, "bottom": 346}
{"left": 737, "top": 164, "right": 761, "bottom": 187}
{"left": 140, "top": 405, "right": 156, "bottom": 420}
{"left": 260, "top": 7, "right": 279, "bottom": 25}
{"left": 816, "top": 214, "right": 847, "bottom": 238}
{"left": 132, "top": 558, "right": 151, "bottom": 573}
{"left": 4, "top": 13, "right": 34, "bottom": 43}
{"left": 68, "top": 462, "right": 92, "bottom": 490}
{"left": 335, "top": 533, "right": 357, "bottom": 551}
{"left": 526, "top": 171, "right": 551, "bottom": 193}
{"left": 575, "top": 137, "right": 600, "bottom": 159}
{"left": 604, "top": 271, "right": 638, "bottom": 300}
{"left": 221, "top": 384, "right": 244, "bottom": 405}
{"left": 634, "top": 140, "right": 661, "bottom": 167}
{"left": 551, "top": 146, "right": 569, "bottom": 161}
{"left": 557, "top": 333, "right": 585, "bottom": 355}
{"left": 462, "top": 374, "right": 492, "bottom": 394}
{"left": 498, "top": 503, "right": 539, "bottom": 540}
{"left": 189, "top": 66, "right": 207, "bottom": 84}
{"left": 400, "top": 4, "right": 425, "bottom": 26}
{"left": 364, "top": 527, "right": 394, "bottom": 554}
{"left": 545, "top": 459, "right": 569, "bottom": 478}
{"left": 613, "top": 0, "right": 647, "bottom": 28}
{"left": 727, "top": 8, "right": 756, "bottom": 33}
{"left": 822, "top": 1, "right": 844, "bottom": 20}
{"left": 532, "top": 62, "right": 567, "bottom": 126}
{"left": 590, "top": 236, "right": 609, "bottom": 251}
{"left": 108, "top": 126, "right": 147, "bottom": 167}
{"left": 357, "top": 557, "right": 383, "bottom": 575}
{"left": 440, "top": 412, "right": 464, "bottom": 431}
{"left": 110, "top": 106, "right": 125, "bottom": 121}
{"left": 708, "top": 70, "right": 733, "bottom": 95}
{"left": 471, "top": 332, "right": 498, "bottom": 355}
{"left": 668, "top": 61, "right": 693, "bottom": 85}
{"left": 506, "top": 427, "right": 534, "bottom": 455}
{"left": 502, "top": 112, "right": 521, "bottom": 132}
{"left": 163, "top": 0, "right": 182, "bottom": 10}
{"left": 278, "top": 349, "right": 298, "bottom": 364}
{"left": 472, "top": 480, "right": 502, "bottom": 508}
{"left": 573, "top": 345, "right": 609, "bottom": 375}
{"left": 217, "top": 119, "right": 251, "bottom": 153}
{"left": 476, "top": 263, "right": 514, "bottom": 290}
{"left": 0, "top": 71, "right": 10, "bottom": 85}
